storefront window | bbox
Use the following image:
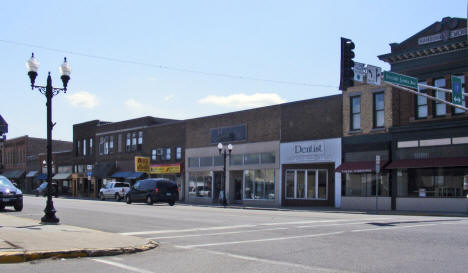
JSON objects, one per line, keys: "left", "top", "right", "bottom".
{"left": 397, "top": 168, "right": 468, "bottom": 198}
{"left": 344, "top": 173, "right": 389, "bottom": 197}
{"left": 244, "top": 153, "right": 260, "bottom": 165}
{"left": 261, "top": 152, "right": 275, "bottom": 164}
{"left": 286, "top": 171, "right": 294, "bottom": 198}
{"left": 296, "top": 171, "right": 305, "bottom": 198}
{"left": 243, "top": 169, "right": 275, "bottom": 200}
{"left": 286, "top": 169, "right": 328, "bottom": 199}
{"left": 188, "top": 157, "right": 199, "bottom": 168}
{"left": 230, "top": 155, "right": 243, "bottom": 166}
{"left": 188, "top": 171, "right": 212, "bottom": 198}
{"left": 199, "top": 156, "right": 212, "bottom": 167}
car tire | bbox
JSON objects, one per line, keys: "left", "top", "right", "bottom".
{"left": 168, "top": 199, "right": 175, "bottom": 206}
{"left": 115, "top": 193, "right": 121, "bottom": 202}
{"left": 126, "top": 195, "right": 132, "bottom": 204}
{"left": 146, "top": 195, "right": 153, "bottom": 205}
{"left": 14, "top": 201, "right": 23, "bottom": 212}
{"left": 99, "top": 193, "right": 105, "bottom": 201}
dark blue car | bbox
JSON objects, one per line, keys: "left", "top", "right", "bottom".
{"left": 0, "top": 175, "right": 23, "bottom": 211}
{"left": 125, "top": 178, "right": 179, "bottom": 206}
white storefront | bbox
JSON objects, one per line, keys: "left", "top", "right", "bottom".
{"left": 280, "top": 138, "right": 342, "bottom": 208}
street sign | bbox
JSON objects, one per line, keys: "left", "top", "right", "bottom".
{"left": 375, "top": 155, "right": 381, "bottom": 174}
{"left": 366, "top": 65, "right": 382, "bottom": 86}
{"left": 451, "top": 76, "right": 463, "bottom": 105}
{"left": 353, "top": 62, "right": 365, "bottom": 82}
{"left": 383, "top": 71, "right": 418, "bottom": 89}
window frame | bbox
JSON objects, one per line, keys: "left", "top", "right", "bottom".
{"left": 350, "top": 95, "right": 361, "bottom": 131}
{"left": 373, "top": 92, "right": 385, "bottom": 128}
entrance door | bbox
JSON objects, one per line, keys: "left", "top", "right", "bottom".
{"left": 231, "top": 171, "right": 243, "bottom": 203}
{"left": 213, "top": 171, "right": 223, "bottom": 203}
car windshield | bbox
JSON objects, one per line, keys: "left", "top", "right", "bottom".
{"left": 0, "top": 176, "right": 15, "bottom": 187}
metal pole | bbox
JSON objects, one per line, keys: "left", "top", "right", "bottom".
{"left": 376, "top": 174, "right": 379, "bottom": 214}
{"left": 41, "top": 73, "right": 59, "bottom": 224}
{"left": 223, "top": 150, "right": 227, "bottom": 207}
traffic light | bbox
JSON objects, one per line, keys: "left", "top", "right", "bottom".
{"left": 339, "top": 37, "right": 355, "bottom": 91}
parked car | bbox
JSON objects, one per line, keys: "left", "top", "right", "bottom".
{"left": 34, "top": 182, "right": 58, "bottom": 197}
{"left": 99, "top": 181, "right": 130, "bottom": 201}
{"left": 125, "top": 178, "right": 179, "bottom": 206}
{"left": 0, "top": 175, "right": 23, "bottom": 211}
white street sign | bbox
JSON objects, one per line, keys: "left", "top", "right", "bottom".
{"left": 367, "top": 65, "right": 382, "bottom": 86}
{"left": 353, "top": 62, "right": 365, "bottom": 82}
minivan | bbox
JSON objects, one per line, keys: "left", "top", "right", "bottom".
{"left": 125, "top": 178, "right": 179, "bottom": 206}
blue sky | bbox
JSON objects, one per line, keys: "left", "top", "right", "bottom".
{"left": 1, "top": 0, "right": 467, "bottom": 141}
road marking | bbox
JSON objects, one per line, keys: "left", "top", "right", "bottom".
{"left": 182, "top": 247, "right": 355, "bottom": 273}
{"left": 148, "top": 227, "right": 288, "bottom": 240}
{"left": 176, "top": 231, "right": 344, "bottom": 249}
{"left": 92, "top": 258, "right": 154, "bottom": 273}
{"left": 120, "top": 218, "right": 391, "bottom": 236}
{"left": 297, "top": 218, "right": 393, "bottom": 228}
{"left": 351, "top": 223, "right": 438, "bottom": 232}
{"left": 119, "top": 224, "right": 257, "bottom": 235}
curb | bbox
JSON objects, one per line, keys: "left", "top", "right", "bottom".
{"left": 0, "top": 240, "right": 158, "bottom": 264}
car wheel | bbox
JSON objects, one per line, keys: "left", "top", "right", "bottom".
{"left": 126, "top": 195, "right": 132, "bottom": 204}
{"left": 168, "top": 199, "right": 175, "bottom": 206}
{"left": 14, "top": 201, "right": 23, "bottom": 211}
{"left": 0, "top": 203, "right": 5, "bottom": 210}
{"left": 115, "top": 193, "right": 121, "bottom": 202}
{"left": 146, "top": 195, "right": 153, "bottom": 205}
{"left": 99, "top": 193, "right": 105, "bottom": 201}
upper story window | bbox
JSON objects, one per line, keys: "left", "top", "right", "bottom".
{"left": 83, "top": 139, "right": 87, "bottom": 156}
{"left": 76, "top": 140, "right": 81, "bottom": 156}
{"left": 350, "top": 96, "right": 360, "bottom": 130}
{"left": 131, "top": 132, "right": 137, "bottom": 151}
{"left": 176, "top": 147, "right": 182, "bottom": 160}
{"left": 118, "top": 134, "right": 122, "bottom": 152}
{"left": 89, "top": 138, "right": 93, "bottom": 155}
{"left": 137, "top": 131, "right": 143, "bottom": 151}
{"left": 453, "top": 74, "right": 466, "bottom": 115}
{"left": 152, "top": 149, "right": 157, "bottom": 161}
{"left": 210, "top": 125, "right": 247, "bottom": 144}
{"left": 416, "top": 81, "right": 428, "bottom": 119}
{"left": 109, "top": 135, "right": 114, "bottom": 154}
{"left": 165, "top": 148, "right": 171, "bottom": 160}
{"left": 373, "top": 92, "right": 384, "bottom": 128}
{"left": 434, "top": 78, "right": 446, "bottom": 117}
{"left": 126, "top": 133, "right": 131, "bottom": 152}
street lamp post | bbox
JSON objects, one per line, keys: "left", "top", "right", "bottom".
{"left": 217, "top": 143, "right": 233, "bottom": 207}
{"left": 26, "top": 53, "right": 71, "bottom": 224}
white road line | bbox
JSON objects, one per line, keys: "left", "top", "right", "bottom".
{"left": 351, "top": 223, "right": 439, "bottom": 232}
{"left": 120, "top": 218, "right": 391, "bottom": 236}
{"left": 148, "top": 227, "right": 288, "bottom": 240}
{"left": 176, "top": 231, "right": 344, "bottom": 249}
{"left": 119, "top": 224, "right": 257, "bottom": 235}
{"left": 182, "top": 247, "right": 355, "bottom": 273}
{"left": 92, "top": 258, "right": 154, "bottom": 273}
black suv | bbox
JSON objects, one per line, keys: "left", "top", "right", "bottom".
{"left": 0, "top": 175, "right": 23, "bottom": 211}
{"left": 125, "top": 178, "right": 178, "bottom": 206}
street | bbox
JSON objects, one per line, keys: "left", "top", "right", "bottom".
{"left": 1, "top": 196, "right": 468, "bottom": 273}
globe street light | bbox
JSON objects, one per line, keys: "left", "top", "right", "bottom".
{"left": 26, "top": 53, "right": 71, "bottom": 224}
{"left": 217, "top": 143, "right": 233, "bottom": 207}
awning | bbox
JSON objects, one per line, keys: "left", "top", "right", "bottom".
{"left": 26, "top": 171, "right": 39, "bottom": 178}
{"left": 37, "top": 173, "right": 51, "bottom": 180}
{"left": 2, "top": 170, "right": 25, "bottom": 179}
{"left": 52, "top": 173, "right": 72, "bottom": 180}
{"left": 110, "top": 171, "right": 147, "bottom": 180}
{"left": 92, "top": 162, "right": 115, "bottom": 179}
{"left": 335, "top": 161, "right": 388, "bottom": 173}
{"left": 386, "top": 157, "right": 468, "bottom": 169}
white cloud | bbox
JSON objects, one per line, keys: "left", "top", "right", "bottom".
{"left": 66, "top": 91, "right": 99, "bottom": 108}
{"left": 164, "top": 94, "right": 175, "bottom": 101}
{"left": 198, "top": 93, "right": 285, "bottom": 108}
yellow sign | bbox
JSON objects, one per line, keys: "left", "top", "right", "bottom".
{"left": 135, "top": 157, "right": 150, "bottom": 173}
{"left": 150, "top": 163, "right": 181, "bottom": 174}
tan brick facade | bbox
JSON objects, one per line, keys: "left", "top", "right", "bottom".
{"left": 343, "top": 82, "right": 393, "bottom": 137}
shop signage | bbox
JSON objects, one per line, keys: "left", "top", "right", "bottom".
{"left": 294, "top": 142, "right": 324, "bottom": 155}
{"left": 150, "top": 163, "right": 181, "bottom": 174}
{"left": 366, "top": 65, "right": 382, "bottom": 86}
{"left": 418, "top": 28, "right": 467, "bottom": 45}
{"left": 451, "top": 76, "right": 463, "bottom": 106}
{"left": 135, "top": 156, "right": 150, "bottom": 173}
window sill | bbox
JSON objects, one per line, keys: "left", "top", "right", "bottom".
{"left": 348, "top": 129, "right": 362, "bottom": 135}
{"left": 371, "top": 127, "right": 386, "bottom": 132}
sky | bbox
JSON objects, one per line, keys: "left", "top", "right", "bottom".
{"left": 1, "top": 0, "right": 467, "bottom": 141}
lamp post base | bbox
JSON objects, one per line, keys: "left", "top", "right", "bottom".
{"left": 40, "top": 196, "right": 59, "bottom": 224}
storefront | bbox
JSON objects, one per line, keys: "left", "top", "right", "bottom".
{"left": 280, "top": 138, "right": 341, "bottom": 208}
{"left": 185, "top": 141, "right": 280, "bottom": 207}
{"left": 52, "top": 166, "right": 73, "bottom": 196}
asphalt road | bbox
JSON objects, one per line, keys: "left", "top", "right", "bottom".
{"left": 2, "top": 196, "right": 468, "bottom": 273}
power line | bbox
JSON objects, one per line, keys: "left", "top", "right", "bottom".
{"left": 0, "top": 39, "right": 338, "bottom": 89}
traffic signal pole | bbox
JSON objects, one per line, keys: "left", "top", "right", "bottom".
{"left": 385, "top": 81, "right": 468, "bottom": 111}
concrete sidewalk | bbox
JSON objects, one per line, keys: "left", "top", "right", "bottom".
{"left": 0, "top": 214, "right": 157, "bottom": 263}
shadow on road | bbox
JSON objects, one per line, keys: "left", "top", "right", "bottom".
{"left": 367, "top": 219, "right": 461, "bottom": 227}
